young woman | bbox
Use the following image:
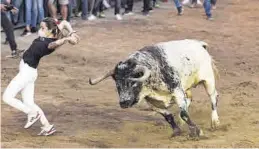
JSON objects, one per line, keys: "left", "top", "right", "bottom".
{"left": 2, "top": 17, "right": 79, "bottom": 136}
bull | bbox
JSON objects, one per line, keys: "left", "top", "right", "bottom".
{"left": 89, "top": 39, "right": 220, "bottom": 137}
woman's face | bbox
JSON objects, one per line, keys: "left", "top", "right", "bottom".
{"left": 38, "top": 22, "right": 52, "bottom": 37}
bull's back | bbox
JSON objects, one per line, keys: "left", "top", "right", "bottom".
{"left": 156, "top": 39, "right": 212, "bottom": 90}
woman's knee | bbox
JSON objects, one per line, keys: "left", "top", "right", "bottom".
{"left": 2, "top": 90, "right": 13, "bottom": 104}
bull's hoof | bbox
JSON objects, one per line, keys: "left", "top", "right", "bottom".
{"left": 211, "top": 119, "right": 220, "bottom": 129}
{"left": 171, "top": 128, "right": 181, "bottom": 137}
{"left": 188, "top": 126, "right": 201, "bottom": 138}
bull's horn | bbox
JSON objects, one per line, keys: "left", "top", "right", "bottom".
{"left": 89, "top": 69, "right": 114, "bottom": 85}
{"left": 128, "top": 66, "right": 151, "bottom": 82}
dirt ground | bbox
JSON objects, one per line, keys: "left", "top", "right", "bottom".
{"left": 1, "top": 0, "right": 259, "bottom": 147}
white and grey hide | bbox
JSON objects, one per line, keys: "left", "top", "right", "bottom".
{"left": 89, "top": 39, "right": 220, "bottom": 138}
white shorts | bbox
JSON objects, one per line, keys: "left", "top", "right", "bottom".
{"left": 48, "top": 0, "right": 69, "bottom": 5}
{"left": 48, "top": 0, "right": 56, "bottom": 4}
{"left": 58, "top": 0, "right": 69, "bottom": 5}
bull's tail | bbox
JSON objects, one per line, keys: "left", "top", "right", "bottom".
{"left": 212, "top": 58, "right": 220, "bottom": 80}
{"left": 198, "top": 40, "right": 220, "bottom": 80}
{"left": 198, "top": 40, "right": 219, "bottom": 80}
{"left": 199, "top": 40, "right": 209, "bottom": 50}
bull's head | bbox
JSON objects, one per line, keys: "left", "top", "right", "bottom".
{"left": 89, "top": 59, "right": 151, "bottom": 108}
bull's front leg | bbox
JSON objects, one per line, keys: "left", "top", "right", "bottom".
{"left": 174, "top": 88, "right": 202, "bottom": 138}
{"left": 145, "top": 97, "right": 181, "bottom": 137}
{"left": 162, "top": 112, "right": 182, "bottom": 137}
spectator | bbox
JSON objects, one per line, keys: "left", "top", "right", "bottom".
{"left": 211, "top": 0, "right": 217, "bottom": 9}
{"left": 182, "top": 0, "right": 202, "bottom": 7}
{"left": 21, "top": 0, "right": 45, "bottom": 36}
{"left": 88, "top": 0, "right": 101, "bottom": 20}
{"left": 73, "top": 0, "right": 81, "bottom": 17}
{"left": 1, "top": 0, "right": 11, "bottom": 45}
{"left": 80, "top": 0, "right": 88, "bottom": 20}
{"left": 59, "top": 0, "right": 69, "bottom": 20}
{"left": 36, "top": 0, "right": 45, "bottom": 24}
{"left": 191, "top": 0, "right": 202, "bottom": 8}
{"left": 123, "top": 0, "right": 134, "bottom": 15}
{"left": 142, "top": 0, "right": 150, "bottom": 16}
{"left": 12, "top": 0, "right": 24, "bottom": 25}
{"left": 152, "top": 0, "right": 159, "bottom": 8}
{"left": 147, "top": 0, "right": 159, "bottom": 11}
{"left": 185, "top": 0, "right": 216, "bottom": 9}
{"left": 3, "top": 0, "right": 11, "bottom": 20}
{"left": 47, "top": 0, "right": 69, "bottom": 21}
{"left": 89, "top": 0, "right": 122, "bottom": 20}
{"left": 68, "top": 0, "right": 74, "bottom": 20}
{"left": 173, "top": 0, "right": 183, "bottom": 15}
{"left": 72, "top": 0, "right": 89, "bottom": 20}
{"left": 203, "top": 0, "right": 212, "bottom": 20}
{"left": 182, "top": 0, "right": 213, "bottom": 20}
{"left": 97, "top": 0, "right": 105, "bottom": 18}
{"left": 47, "top": 0, "right": 58, "bottom": 21}
{"left": 114, "top": 0, "right": 122, "bottom": 20}
{"left": 1, "top": 2, "right": 23, "bottom": 57}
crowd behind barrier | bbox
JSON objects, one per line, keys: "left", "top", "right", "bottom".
{"left": 1, "top": 0, "right": 144, "bottom": 30}
{"left": 2, "top": 0, "right": 216, "bottom": 30}
{"left": 1, "top": 0, "right": 216, "bottom": 55}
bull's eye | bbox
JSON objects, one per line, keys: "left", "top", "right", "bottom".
{"left": 130, "top": 72, "right": 143, "bottom": 80}
{"left": 133, "top": 72, "right": 143, "bottom": 78}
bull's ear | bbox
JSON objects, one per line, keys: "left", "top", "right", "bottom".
{"left": 117, "top": 61, "right": 127, "bottom": 70}
{"left": 111, "top": 74, "right": 115, "bottom": 79}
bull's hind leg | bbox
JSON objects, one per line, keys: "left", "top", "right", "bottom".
{"left": 203, "top": 78, "right": 220, "bottom": 129}
{"left": 178, "top": 90, "right": 192, "bottom": 126}
{"left": 185, "top": 90, "right": 192, "bottom": 109}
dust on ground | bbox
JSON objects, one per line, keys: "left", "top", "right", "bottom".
{"left": 1, "top": 0, "right": 259, "bottom": 147}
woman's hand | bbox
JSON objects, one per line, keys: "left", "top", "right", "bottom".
{"left": 48, "top": 33, "right": 79, "bottom": 49}
{"left": 48, "top": 38, "right": 67, "bottom": 49}
{"left": 66, "top": 33, "right": 80, "bottom": 45}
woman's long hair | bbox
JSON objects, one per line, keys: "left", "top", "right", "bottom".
{"left": 41, "top": 17, "right": 62, "bottom": 39}
{"left": 42, "top": 17, "right": 74, "bottom": 40}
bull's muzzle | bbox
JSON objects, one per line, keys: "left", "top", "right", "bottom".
{"left": 120, "top": 99, "right": 138, "bottom": 109}
{"left": 120, "top": 100, "right": 132, "bottom": 109}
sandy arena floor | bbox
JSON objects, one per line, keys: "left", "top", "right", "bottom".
{"left": 1, "top": 0, "right": 259, "bottom": 147}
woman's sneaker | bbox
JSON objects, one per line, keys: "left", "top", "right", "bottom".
{"left": 6, "top": 49, "right": 25, "bottom": 58}
{"left": 24, "top": 111, "right": 41, "bottom": 129}
{"left": 38, "top": 125, "right": 56, "bottom": 136}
